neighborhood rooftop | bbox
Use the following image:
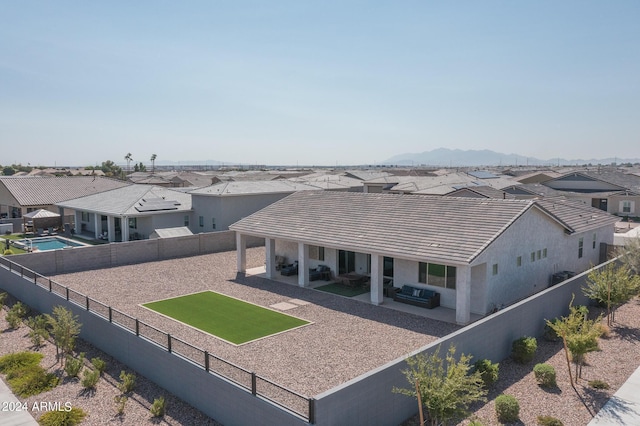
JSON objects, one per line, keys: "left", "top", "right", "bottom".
{"left": 0, "top": 175, "right": 130, "bottom": 206}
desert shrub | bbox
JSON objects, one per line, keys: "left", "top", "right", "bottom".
{"left": 6, "top": 301, "right": 29, "bottom": 329}
{"left": 26, "top": 314, "right": 50, "bottom": 349}
{"left": 533, "top": 363, "right": 557, "bottom": 387}
{"left": 38, "top": 407, "right": 87, "bottom": 426}
{"left": 589, "top": 379, "right": 610, "bottom": 389}
{"left": 495, "top": 394, "right": 519, "bottom": 423}
{"left": 468, "top": 418, "right": 485, "bottom": 426}
{"left": 3, "top": 249, "right": 14, "bottom": 255}
{"left": 64, "top": 353, "right": 85, "bottom": 378}
{"left": 91, "top": 357, "right": 107, "bottom": 375}
{"left": 597, "top": 323, "right": 611, "bottom": 338}
{"left": 512, "top": 336, "right": 537, "bottom": 364}
{"left": 150, "top": 396, "right": 166, "bottom": 417}
{"left": 474, "top": 359, "right": 499, "bottom": 387}
{"left": 0, "top": 291, "right": 7, "bottom": 306}
{"left": 0, "top": 351, "right": 43, "bottom": 373}
{"left": 7, "top": 364, "right": 59, "bottom": 397}
{"left": 543, "top": 320, "right": 560, "bottom": 341}
{"left": 115, "top": 395, "right": 128, "bottom": 415}
{"left": 81, "top": 369, "right": 100, "bottom": 389}
{"left": 537, "top": 415, "right": 564, "bottom": 426}
{"left": 118, "top": 370, "right": 136, "bottom": 394}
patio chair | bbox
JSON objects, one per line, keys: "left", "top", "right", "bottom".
{"left": 280, "top": 261, "right": 299, "bottom": 276}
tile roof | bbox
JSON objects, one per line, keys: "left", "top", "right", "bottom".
{"left": 231, "top": 191, "right": 618, "bottom": 265}
{"left": 0, "top": 176, "right": 130, "bottom": 206}
{"left": 189, "top": 180, "right": 321, "bottom": 196}
{"left": 535, "top": 197, "right": 620, "bottom": 234}
{"left": 56, "top": 185, "right": 192, "bottom": 216}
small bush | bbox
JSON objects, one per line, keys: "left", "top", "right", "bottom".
{"left": 91, "top": 357, "right": 107, "bottom": 375}
{"left": 65, "top": 353, "right": 85, "bottom": 378}
{"left": 589, "top": 379, "right": 610, "bottom": 390}
{"left": 468, "top": 419, "right": 485, "bottom": 426}
{"left": 512, "top": 336, "right": 537, "bottom": 364}
{"left": 0, "top": 292, "right": 7, "bottom": 306}
{"left": 39, "top": 407, "right": 87, "bottom": 426}
{"left": 537, "top": 415, "right": 564, "bottom": 426}
{"left": 474, "top": 359, "right": 499, "bottom": 387}
{"left": 495, "top": 394, "right": 519, "bottom": 423}
{"left": 8, "top": 364, "right": 59, "bottom": 397}
{"left": 533, "top": 363, "right": 557, "bottom": 387}
{"left": 150, "top": 396, "right": 166, "bottom": 417}
{"left": 597, "top": 323, "right": 611, "bottom": 338}
{"left": 3, "top": 249, "right": 14, "bottom": 256}
{"left": 118, "top": 370, "right": 136, "bottom": 394}
{"left": 81, "top": 369, "right": 100, "bottom": 389}
{"left": 26, "top": 315, "right": 50, "bottom": 348}
{"left": 115, "top": 395, "right": 128, "bottom": 415}
{"left": 6, "top": 302, "right": 29, "bottom": 329}
{"left": 0, "top": 351, "right": 43, "bottom": 373}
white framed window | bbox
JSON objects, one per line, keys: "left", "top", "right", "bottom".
{"left": 621, "top": 200, "right": 634, "bottom": 214}
{"left": 593, "top": 233, "right": 597, "bottom": 249}
{"left": 537, "top": 250, "right": 541, "bottom": 260}
{"left": 419, "top": 262, "right": 456, "bottom": 289}
{"left": 128, "top": 217, "right": 137, "bottom": 229}
{"left": 578, "top": 237, "right": 584, "bottom": 258}
{"left": 81, "top": 212, "right": 90, "bottom": 222}
{"left": 543, "top": 248, "right": 547, "bottom": 258}
{"left": 531, "top": 252, "right": 536, "bottom": 262}
{"left": 183, "top": 215, "right": 189, "bottom": 227}
{"left": 517, "top": 256, "right": 522, "bottom": 267}
{"left": 492, "top": 264, "right": 498, "bottom": 275}
{"left": 199, "top": 216, "right": 204, "bottom": 227}
{"left": 212, "top": 218, "right": 216, "bottom": 230}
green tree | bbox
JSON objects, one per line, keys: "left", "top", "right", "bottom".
{"left": 3, "top": 166, "right": 15, "bottom": 176}
{"left": 546, "top": 298, "right": 602, "bottom": 384}
{"left": 124, "top": 152, "right": 133, "bottom": 177}
{"left": 133, "top": 162, "right": 146, "bottom": 172}
{"left": 393, "top": 344, "right": 487, "bottom": 426}
{"left": 583, "top": 262, "right": 640, "bottom": 325}
{"left": 46, "top": 306, "right": 82, "bottom": 366}
{"left": 99, "top": 160, "right": 123, "bottom": 178}
{"left": 150, "top": 153, "right": 157, "bottom": 174}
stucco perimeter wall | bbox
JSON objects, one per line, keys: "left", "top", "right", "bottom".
{"left": 0, "top": 267, "right": 305, "bottom": 426}
{"left": 313, "top": 262, "right": 606, "bottom": 426}
{"left": 9, "top": 231, "right": 264, "bottom": 275}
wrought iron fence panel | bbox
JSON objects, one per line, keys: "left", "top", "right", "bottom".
{"left": 138, "top": 321, "right": 169, "bottom": 349}
{"left": 87, "top": 298, "right": 110, "bottom": 319}
{"left": 111, "top": 308, "right": 137, "bottom": 333}
{"left": 169, "top": 337, "right": 206, "bottom": 368}
{"left": 255, "top": 376, "right": 309, "bottom": 419}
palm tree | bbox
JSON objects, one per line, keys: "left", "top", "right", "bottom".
{"left": 124, "top": 153, "right": 133, "bottom": 178}
{"left": 150, "top": 154, "right": 157, "bottom": 174}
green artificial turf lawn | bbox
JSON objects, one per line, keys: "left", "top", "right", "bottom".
{"left": 142, "top": 291, "right": 309, "bottom": 344}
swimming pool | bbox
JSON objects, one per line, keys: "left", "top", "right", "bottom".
{"left": 14, "top": 236, "right": 88, "bottom": 252}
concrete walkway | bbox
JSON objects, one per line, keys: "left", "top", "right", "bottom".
{"left": 589, "top": 366, "right": 640, "bottom": 425}
{"left": 0, "top": 378, "right": 38, "bottom": 426}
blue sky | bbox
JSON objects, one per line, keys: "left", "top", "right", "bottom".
{"left": 1, "top": 1, "right": 639, "bottom": 167}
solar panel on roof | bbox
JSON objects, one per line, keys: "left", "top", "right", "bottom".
{"left": 135, "top": 199, "right": 181, "bottom": 212}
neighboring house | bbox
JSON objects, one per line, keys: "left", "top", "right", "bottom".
{"left": 444, "top": 186, "right": 513, "bottom": 199}
{"left": 230, "top": 191, "right": 618, "bottom": 324}
{"left": 288, "top": 171, "right": 366, "bottom": 192}
{"left": 55, "top": 185, "right": 193, "bottom": 242}
{"left": 363, "top": 171, "right": 517, "bottom": 195}
{"left": 0, "top": 176, "right": 130, "bottom": 219}
{"left": 189, "top": 180, "right": 320, "bottom": 232}
{"left": 541, "top": 171, "right": 640, "bottom": 216}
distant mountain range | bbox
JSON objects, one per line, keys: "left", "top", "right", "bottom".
{"left": 383, "top": 148, "right": 640, "bottom": 167}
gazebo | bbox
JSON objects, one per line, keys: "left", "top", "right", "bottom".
{"left": 22, "top": 209, "right": 61, "bottom": 235}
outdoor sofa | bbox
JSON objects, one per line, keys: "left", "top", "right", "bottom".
{"left": 393, "top": 285, "right": 440, "bottom": 309}
{"left": 309, "top": 265, "right": 331, "bottom": 281}
{"left": 280, "top": 261, "right": 299, "bottom": 276}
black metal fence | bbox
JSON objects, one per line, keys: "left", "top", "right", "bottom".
{"left": 0, "top": 256, "right": 314, "bottom": 422}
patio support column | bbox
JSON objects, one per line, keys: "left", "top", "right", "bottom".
{"left": 236, "top": 232, "right": 247, "bottom": 273}
{"left": 455, "top": 265, "right": 471, "bottom": 325}
{"left": 93, "top": 213, "right": 101, "bottom": 238}
{"left": 298, "top": 243, "right": 309, "bottom": 287}
{"left": 265, "top": 238, "right": 276, "bottom": 279}
{"left": 74, "top": 211, "right": 82, "bottom": 234}
{"left": 107, "top": 216, "right": 115, "bottom": 242}
{"left": 121, "top": 216, "right": 130, "bottom": 242}
{"left": 370, "top": 253, "right": 384, "bottom": 305}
